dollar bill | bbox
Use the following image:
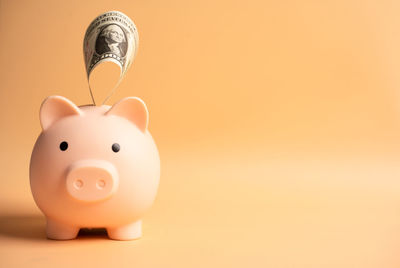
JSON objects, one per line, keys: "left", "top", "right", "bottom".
{"left": 83, "top": 11, "right": 139, "bottom": 103}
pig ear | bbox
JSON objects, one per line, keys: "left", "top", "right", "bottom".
{"left": 105, "top": 97, "right": 149, "bottom": 133}
{"left": 40, "top": 96, "right": 82, "bottom": 130}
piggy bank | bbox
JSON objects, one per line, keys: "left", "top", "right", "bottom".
{"left": 29, "top": 96, "right": 160, "bottom": 240}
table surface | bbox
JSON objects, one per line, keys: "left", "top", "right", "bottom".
{"left": 2, "top": 151, "right": 400, "bottom": 268}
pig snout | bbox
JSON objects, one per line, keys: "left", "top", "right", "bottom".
{"left": 66, "top": 160, "right": 119, "bottom": 202}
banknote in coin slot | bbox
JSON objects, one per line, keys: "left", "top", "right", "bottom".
{"left": 83, "top": 11, "right": 139, "bottom": 105}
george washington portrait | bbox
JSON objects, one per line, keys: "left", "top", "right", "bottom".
{"left": 95, "top": 24, "right": 127, "bottom": 58}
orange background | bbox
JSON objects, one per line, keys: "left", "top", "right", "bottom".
{"left": 2, "top": 0, "right": 400, "bottom": 267}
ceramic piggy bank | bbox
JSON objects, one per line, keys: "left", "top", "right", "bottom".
{"left": 29, "top": 96, "right": 160, "bottom": 240}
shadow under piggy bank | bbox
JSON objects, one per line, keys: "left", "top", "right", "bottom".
{"left": 0, "top": 214, "right": 46, "bottom": 240}
{"left": 0, "top": 214, "right": 108, "bottom": 240}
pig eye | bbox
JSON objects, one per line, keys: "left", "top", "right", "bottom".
{"left": 112, "top": 143, "right": 120, "bottom": 153}
{"left": 59, "top": 141, "right": 68, "bottom": 151}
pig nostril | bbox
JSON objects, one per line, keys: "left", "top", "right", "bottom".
{"left": 74, "top": 179, "right": 83, "bottom": 189}
{"left": 96, "top": 179, "right": 106, "bottom": 189}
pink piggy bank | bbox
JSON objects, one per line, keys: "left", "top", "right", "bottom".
{"left": 29, "top": 96, "right": 160, "bottom": 240}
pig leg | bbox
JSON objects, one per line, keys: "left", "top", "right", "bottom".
{"left": 107, "top": 220, "right": 142, "bottom": 240}
{"left": 46, "top": 218, "right": 79, "bottom": 240}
